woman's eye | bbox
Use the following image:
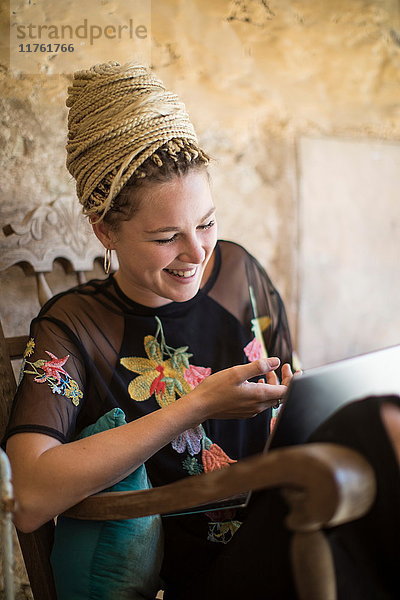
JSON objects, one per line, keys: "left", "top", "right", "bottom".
{"left": 154, "top": 221, "right": 215, "bottom": 244}
{"left": 198, "top": 220, "right": 215, "bottom": 230}
{"left": 155, "top": 234, "right": 178, "bottom": 245}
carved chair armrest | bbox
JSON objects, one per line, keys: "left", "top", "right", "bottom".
{"left": 64, "top": 443, "right": 375, "bottom": 524}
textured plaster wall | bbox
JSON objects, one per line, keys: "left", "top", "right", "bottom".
{"left": 1, "top": 0, "right": 400, "bottom": 338}
{"left": 0, "top": 0, "right": 400, "bottom": 596}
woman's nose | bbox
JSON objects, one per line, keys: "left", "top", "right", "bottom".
{"left": 179, "top": 236, "right": 206, "bottom": 264}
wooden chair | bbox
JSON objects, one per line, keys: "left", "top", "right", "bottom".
{"left": 0, "top": 200, "right": 377, "bottom": 600}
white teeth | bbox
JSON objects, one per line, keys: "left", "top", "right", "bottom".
{"left": 167, "top": 268, "right": 196, "bottom": 278}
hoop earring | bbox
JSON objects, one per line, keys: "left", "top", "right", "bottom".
{"left": 104, "top": 248, "right": 112, "bottom": 275}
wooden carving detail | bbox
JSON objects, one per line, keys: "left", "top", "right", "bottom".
{"left": 1, "top": 196, "right": 104, "bottom": 272}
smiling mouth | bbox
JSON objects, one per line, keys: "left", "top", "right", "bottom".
{"left": 164, "top": 267, "right": 197, "bottom": 279}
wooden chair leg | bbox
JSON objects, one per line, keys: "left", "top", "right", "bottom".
{"left": 291, "top": 530, "right": 336, "bottom": 600}
{"left": 17, "top": 522, "right": 57, "bottom": 600}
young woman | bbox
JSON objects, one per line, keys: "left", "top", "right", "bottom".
{"left": 4, "top": 61, "right": 295, "bottom": 599}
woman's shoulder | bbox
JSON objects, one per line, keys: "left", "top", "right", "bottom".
{"left": 217, "top": 239, "right": 254, "bottom": 262}
{"left": 37, "top": 276, "right": 118, "bottom": 322}
{"left": 217, "top": 239, "right": 264, "bottom": 272}
{"left": 216, "top": 239, "right": 277, "bottom": 293}
{"left": 218, "top": 238, "right": 249, "bottom": 254}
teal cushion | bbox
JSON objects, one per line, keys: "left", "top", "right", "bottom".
{"left": 51, "top": 408, "right": 163, "bottom": 599}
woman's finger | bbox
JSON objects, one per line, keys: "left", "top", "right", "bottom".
{"left": 281, "top": 363, "right": 294, "bottom": 386}
{"left": 232, "top": 358, "right": 281, "bottom": 383}
{"left": 266, "top": 370, "right": 279, "bottom": 385}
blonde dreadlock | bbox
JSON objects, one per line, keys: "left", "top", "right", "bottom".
{"left": 66, "top": 61, "right": 209, "bottom": 222}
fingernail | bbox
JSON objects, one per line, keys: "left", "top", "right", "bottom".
{"left": 267, "top": 357, "right": 280, "bottom": 368}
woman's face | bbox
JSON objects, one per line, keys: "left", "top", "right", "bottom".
{"left": 95, "top": 171, "right": 218, "bottom": 307}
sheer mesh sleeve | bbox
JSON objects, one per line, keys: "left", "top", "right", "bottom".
{"left": 4, "top": 315, "right": 86, "bottom": 444}
{"left": 4, "top": 278, "right": 124, "bottom": 446}
{"left": 208, "top": 241, "right": 293, "bottom": 371}
{"left": 244, "top": 251, "right": 293, "bottom": 369}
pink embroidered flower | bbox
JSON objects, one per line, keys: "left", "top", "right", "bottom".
{"left": 172, "top": 426, "right": 203, "bottom": 456}
{"left": 202, "top": 443, "right": 237, "bottom": 473}
{"left": 184, "top": 365, "right": 212, "bottom": 388}
{"left": 34, "top": 351, "right": 70, "bottom": 383}
{"left": 243, "top": 338, "right": 263, "bottom": 362}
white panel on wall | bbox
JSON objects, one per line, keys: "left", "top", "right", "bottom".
{"left": 297, "top": 137, "right": 400, "bottom": 368}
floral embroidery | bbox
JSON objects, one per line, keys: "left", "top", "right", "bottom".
{"left": 184, "top": 364, "right": 212, "bottom": 387}
{"left": 120, "top": 318, "right": 218, "bottom": 468}
{"left": 23, "top": 338, "right": 35, "bottom": 358}
{"left": 243, "top": 336, "right": 282, "bottom": 433}
{"left": 172, "top": 425, "right": 204, "bottom": 455}
{"left": 182, "top": 456, "right": 203, "bottom": 475}
{"left": 33, "top": 352, "right": 69, "bottom": 383}
{"left": 63, "top": 378, "right": 84, "bottom": 404}
{"left": 120, "top": 318, "right": 194, "bottom": 408}
{"left": 202, "top": 443, "right": 237, "bottom": 472}
{"left": 19, "top": 338, "right": 36, "bottom": 384}
{"left": 207, "top": 520, "right": 242, "bottom": 544}
{"left": 23, "top": 349, "right": 83, "bottom": 406}
{"left": 243, "top": 337, "right": 263, "bottom": 362}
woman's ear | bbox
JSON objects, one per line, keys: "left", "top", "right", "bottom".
{"left": 91, "top": 219, "right": 116, "bottom": 249}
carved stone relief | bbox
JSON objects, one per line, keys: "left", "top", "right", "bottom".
{"left": 1, "top": 195, "right": 104, "bottom": 272}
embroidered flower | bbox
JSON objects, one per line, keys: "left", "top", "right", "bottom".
{"left": 64, "top": 378, "right": 84, "bottom": 406}
{"left": 23, "top": 350, "right": 83, "bottom": 406}
{"left": 34, "top": 351, "right": 69, "bottom": 384}
{"left": 121, "top": 335, "right": 193, "bottom": 408}
{"left": 184, "top": 365, "right": 212, "bottom": 388}
{"left": 23, "top": 338, "right": 35, "bottom": 358}
{"left": 48, "top": 380, "right": 64, "bottom": 395}
{"left": 207, "top": 520, "right": 242, "bottom": 544}
{"left": 172, "top": 426, "right": 203, "bottom": 456}
{"left": 182, "top": 456, "right": 203, "bottom": 475}
{"left": 202, "top": 443, "right": 237, "bottom": 473}
{"left": 243, "top": 337, "right": 263, "bottom": 362}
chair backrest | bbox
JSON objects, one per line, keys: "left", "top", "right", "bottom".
{"left": 0, "top": 319, "right": 57, "bottom": 600}
{"left": 0, "top": 197, "right": 105, "bottom": 600}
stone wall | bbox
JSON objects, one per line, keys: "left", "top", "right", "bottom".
{"left": 1, "top": 0, "right": 400, "bottom": 339}
{"left": 1, "top": 0, "right": 399, "bottom": 596}
{"left": 1, "top": 0, "right": 399, "bottom": 346}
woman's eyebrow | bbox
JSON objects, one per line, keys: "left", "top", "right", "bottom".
{"left": 144, "top": 207, "right": 216, "bottom": 234}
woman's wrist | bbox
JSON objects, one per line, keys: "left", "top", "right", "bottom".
{"left": 173, "top": 388, "right": 208, "bottom": 427}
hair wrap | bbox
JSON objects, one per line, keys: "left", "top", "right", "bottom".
{"left": 66, "top": 61, "right": 202, "bottom": 219}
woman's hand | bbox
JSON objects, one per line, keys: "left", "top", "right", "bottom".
{"left": 187, "top": 358, "right": 289, "bottom": 420}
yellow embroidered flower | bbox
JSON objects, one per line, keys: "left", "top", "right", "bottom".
{"left": 121, "top": 335, "right": 192, "bottom": 407}
{"left": 207, "top": 520, "right": 242, "bottom": 544}
{"left": 23, "top": 338, "right": 35, "bottom": 358}
{"left": 64, "top": 378, "right": 83, "bottom": 406}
